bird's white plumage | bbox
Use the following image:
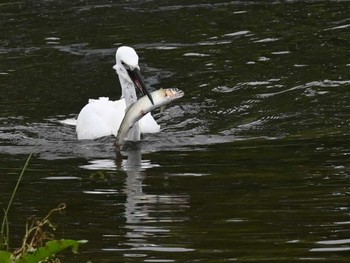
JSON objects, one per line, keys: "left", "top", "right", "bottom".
{"left": 76, "top": 97, "right": 159, "bottom": 140}
{"left": 76, "top": 46, "right": 160, "bottom": 140}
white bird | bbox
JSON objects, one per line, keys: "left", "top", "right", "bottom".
{"left": 76, "top": 46, "right": 160, "bottom": 140}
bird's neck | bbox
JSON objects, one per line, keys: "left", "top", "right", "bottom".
{"left": 119, "top": 76, "right": 141, "bottom": 141}
{"left": 119, "top": 77, "right": 137, "bottom": 106}
{"left": 127, "top": 122, "right": 141, "bottom": 141}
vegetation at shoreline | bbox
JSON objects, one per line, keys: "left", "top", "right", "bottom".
{"left": 1, "top": 154, "right": 87, "bottom": 263}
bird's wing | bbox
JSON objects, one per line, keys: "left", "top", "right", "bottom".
{"left": 76, "top": 98, "right": 125, "bottom": 139}
{"left": 139, "top": 113, "right": 160, "bottom": 133}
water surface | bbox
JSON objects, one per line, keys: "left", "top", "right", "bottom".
{"left": 1, "top": 1, "right": 350, "bottom": 262}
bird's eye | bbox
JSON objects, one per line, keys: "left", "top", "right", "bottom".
{"left": 121, "top": 61, "right": 130, "bottom": 70}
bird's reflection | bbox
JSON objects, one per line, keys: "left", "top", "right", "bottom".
{"left": 120, "top": 148, "right": 147, "bottom": 225}
{"left": 80, "top": 145, "right": 191, "bottom": 254}
{"left": 115, "top": 147, "right": 191, "bottom": 254}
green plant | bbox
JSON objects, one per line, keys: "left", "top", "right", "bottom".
{"left": 0, "top": 155, "right": 87, "bottom": 263}
{"left": 1, "top": 154, "right": 32, "bottom": 250}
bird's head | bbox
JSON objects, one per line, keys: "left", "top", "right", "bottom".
{"left": 113, "top": 46, "right": 154, "bottom": 104}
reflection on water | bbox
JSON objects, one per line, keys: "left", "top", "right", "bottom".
{"left": 119, "top": 150, "right": 192, "bottom": 256}
{"left": 311, "top": 238, "right": 350, "bottom": 252}
{"left": 1, "top": 0, "right": 350, "bottom": 262}
{"left": 81, "top": 149, "right": 194, "bottom": 259}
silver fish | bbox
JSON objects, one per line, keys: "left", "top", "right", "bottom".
{"left": 115, "top": 88, "right": 184, "bottom": 148}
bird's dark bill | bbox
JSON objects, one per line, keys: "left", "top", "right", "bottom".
{"left": 127, "top": 68, "right": 154, "bottom": 105}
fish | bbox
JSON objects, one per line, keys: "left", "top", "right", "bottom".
{"left": 115, "top": 88, "right": 184, "bottom": 148}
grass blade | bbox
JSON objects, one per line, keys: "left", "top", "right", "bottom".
{"left": 1, "top": 154, "right": 32, "bottom": 250}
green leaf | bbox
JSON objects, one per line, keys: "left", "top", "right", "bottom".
{"left": 0, "top": 250, "right": 11, "bottom": 263}
{"left": 18, "top": 239, "right": 87, "bottom": 263}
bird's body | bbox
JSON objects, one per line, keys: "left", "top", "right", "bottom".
{"left": 76, "top": 97, "right": 159, "bottom": 140}
{"left": 76, "top": 46, "right": 159, "bottom": 140}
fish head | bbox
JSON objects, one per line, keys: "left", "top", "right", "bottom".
{"left": 164, "top": 88, "right": 185, "bottom": 99}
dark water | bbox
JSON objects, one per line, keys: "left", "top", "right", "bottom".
{"left": 1, "top": 0, "right": 350, "bottom": 262}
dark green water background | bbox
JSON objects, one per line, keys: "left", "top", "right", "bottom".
{"left": 1, "top": 1, "right": 350, "bottom": 262}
